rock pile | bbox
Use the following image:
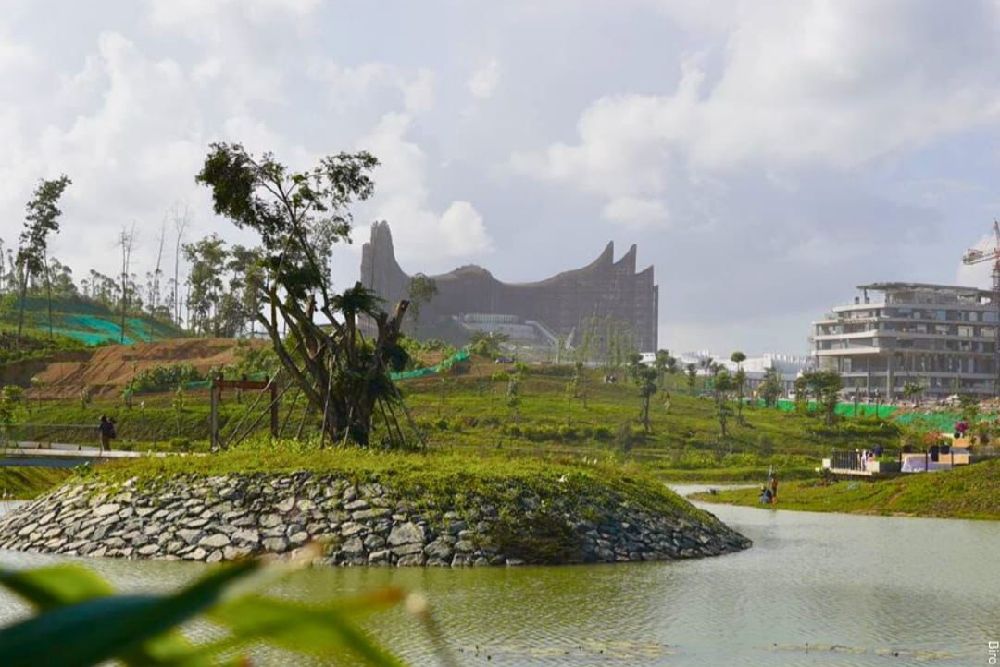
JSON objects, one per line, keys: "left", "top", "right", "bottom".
{"left": 0, "top": 473, "right": 751, "bottom": 566}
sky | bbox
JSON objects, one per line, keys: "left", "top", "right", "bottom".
{"left": 0, "top": 0, "right": 998, "bottom": 355}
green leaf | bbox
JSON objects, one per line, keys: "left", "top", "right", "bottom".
{"left": 208, "top": 592, "right": 407, "bottom": 666}
{"left": 0, "top": 560, "right": 259, "bottom": 667}
{"left": 0, "top": 565, "right": 114, "bottom": 609}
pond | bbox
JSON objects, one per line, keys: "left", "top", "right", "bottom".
{"left": 1, "top": 489, "right": 998, "bottom": 666}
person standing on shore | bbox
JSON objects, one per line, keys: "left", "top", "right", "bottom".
{"left": 97, "top": 415, "right": 115, "bottom": 452}
{"left": 769, "top": 474, "right": 779, "bottom": 505}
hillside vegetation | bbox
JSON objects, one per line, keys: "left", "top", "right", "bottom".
{"left": 12, "top": 355, "right": 904, "bottom": 482}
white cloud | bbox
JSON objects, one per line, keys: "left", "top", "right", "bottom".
{"left": 513, "top": 2, "right": 1000, "bottom": 221}
{"left": 602, "top": 196, "right": 669, "bottom": 229}
{"left": 309, "top": 61, "right": 435, "bottom": 114}
{"left": 468, "top": 59, "right": 501, "bottom": 100}
{"left": 358, "top": 113, "right": 493, "bottom": 264}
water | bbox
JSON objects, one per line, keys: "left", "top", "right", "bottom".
{"left": 2, "top": 489, "right": 998, "bottom": 666}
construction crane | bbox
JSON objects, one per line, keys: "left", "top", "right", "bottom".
{"left": 961, "top": 220, "right": 1000, "bottom": 396}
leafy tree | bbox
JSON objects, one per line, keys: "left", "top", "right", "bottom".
{"left": 801, "top": 369, "right": 843, "bottom": 425}
{"left": 730, "top": 351, "right": 747, "bottom": 423}
{"left": 406, "top": 273, "right": 438, "bottom": 338}
{"left": 469, "top": 331, "right": 508, "bottom": 358}
{"left": 759, "top": 366, "right": 782, "bottom": 407}
{"left": 626, "top": 352, "right": 644, "bottom": 384}
{"left": 713, "top": 369, "right": 735, "bottom": 439}
{"left": 902, "top": 381, "right": 925, "bottom": 404}
{"left": 15, "top": 175, "right": 72, "bottom": 343}
{"left": 196, "top": 143, "right": 410, "bottom": 447}
{"left": 183, "top": 234, "right": 228, "bottom": 336}
{"left": 685, "top": 363, "right": 697, "bottom": 394}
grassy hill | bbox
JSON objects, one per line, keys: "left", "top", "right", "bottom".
{"left": 0, "top": 295, "right": 183, "bottom": 347}
{"left": 15, "top": 359, "right": 904, "bottom": 483}
{"left": 691, "top": 457, "right": 1000, "bottom": 520}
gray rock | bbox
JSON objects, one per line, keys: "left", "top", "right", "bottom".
{"left": 199, "top": 533, "right": 231, "bottom": 549}
{"left": 93, "top": 503, "right": 120, "bottom": 517}
{"left": 387, "top": 522, "right": 425, "bottom": 546}
{"left": 262, "top": 536, "right": 288, "bottom": 553}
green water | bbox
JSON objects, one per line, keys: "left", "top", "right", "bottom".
{"left": 1, "top": 489, "right": 998, "bottom": 666}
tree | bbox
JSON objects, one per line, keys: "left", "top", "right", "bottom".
{"left": 685, "top": 363, "right": 697, "bottom": 394}
{"left": 638, "top": 366, "right": 658, "bottom": 433}
{"left": 16, "top": 175, "right": 72, "bottom": 343}
{"left": 196, "top": 142, "right": 410, "bottom": 447}
{"left": 469, "top": 331, "right": 508, "bottom": 358}
{"left": 713, "top": 369, "right": 735, "bottom": 439}
{"left": 801, "top": 369, "right": 843, "bottom": 425}
{"left": 184, "top": 235, "right": 228, "bottom": 336}
{"left": 759, "top": 366, "right": 782, "bottom": 407}
{"left": 626, "top": 352, "right": 644, "bottom": 384}
{"left": 406, "top": 273, "right": 438, "bottom": 338}
{"left": 902, "top": 381, "right": 925, "bottom": 405}
{"left": 172, "top": 205, "right": 190, "bottom": 327}
{"left": 118, "top": 224, "right": 135, "bottom": 343}
{"left": 730, "top": 351, "right": 747, "bottom": 423}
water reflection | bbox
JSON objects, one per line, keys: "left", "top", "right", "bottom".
{"left": 2, "top": 496, "right": 998, "bottom": 665}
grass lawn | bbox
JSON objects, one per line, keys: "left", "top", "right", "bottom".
{"left": 0, "top": 467, "right": 72, "bottom": 499}
{"left": 690, "top": 458, "right": 1000, "bottom": 520}
{"left": 9, "top": 359, "right": 905, "bottom": 484}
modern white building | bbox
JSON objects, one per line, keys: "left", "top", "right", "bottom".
{"left": 812, "top": 282, "right": 998, "bottom": 399}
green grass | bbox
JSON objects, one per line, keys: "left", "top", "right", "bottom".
{"left": 0, "top": 468, "right": 71, "bottom": 499}
{"left": 79, "top": 443, "right": 721, "bottom": 539}
{"left": 12, "top": 361, "right": 905, "bottom": 481}
{"left": 691, "top": 458, "right": 1000, "bottom": 520}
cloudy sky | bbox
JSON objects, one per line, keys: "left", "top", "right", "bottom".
{"left": 1, "top": 0, "right": 998, "bottom": 354}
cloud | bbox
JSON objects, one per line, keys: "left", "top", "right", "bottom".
{"left": 468, "top": 59, "right": 501, "bottom": 100}
{"left": 357, "top": 113, "right": 493, "bottom": 265}
{"left": 512, "top": 1, "right": 1000, "bottom": 226}
{"left": 602, "top": 196, "right": 668, "bottom": 229}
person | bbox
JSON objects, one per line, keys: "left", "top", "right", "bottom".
{"left": 769, "top": 474, "right": 779, "bottom": 505}
{"left": 97, "top": 415, "right": 116, "bottom": 452}
{"left": 759, "top": 486, "right": 772, "bottom": 504}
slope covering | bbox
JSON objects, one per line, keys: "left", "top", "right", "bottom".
{"left": 0, "top": 295, "right": 183, "bottom": 346}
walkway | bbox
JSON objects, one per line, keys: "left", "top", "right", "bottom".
{"left": 0, "top": 441, "right": 173, "bottom": 468}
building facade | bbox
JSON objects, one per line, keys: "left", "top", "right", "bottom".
{"left": 359, "top": 222, "right": 659, "bottom": 351}
{"left": 812, "top": 282, "right": 998, "bottom": 399}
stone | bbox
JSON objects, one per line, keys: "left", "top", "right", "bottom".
{"left": 341, "top": 537, "right": 365, "bottom": 556}
{"left": 185, "top": 547, "right": 208, "bottom": 561}
{"left": 352, "top": 508, "right": 390, "bottom": 521}
{"left": 424, "top": 540, "right": 454, "bottom": 561}
{"left": 262, "top": 537, "right": 288, "bottom": 553}
{"left": 387, "top": 522, "right": 425, "bottom": 546}
{"left": 178, "top": 529, "right": 203, "bottom": 545}
{"left": 344, "top": 499, "right": 369, "bottom": 511}
{"left": 397, "top": 553, "right": 426, "bottom": 567}
{"left": 138, "top": 544, "right": 160, "bottom": 556}
{"left": 206, "top": 550, "right": 224, "bottom": 563}
{"left": 276, "top": 497, "right": 296, "bottom": 513}
{"left": 199, "top": 533, "right": 231, "bottom": 549}
{"left": 259, "top": 514, "right": 283, "bottom": 528}
{"left": 94, "top": 503, "right": 120, "bottom": 517}
{"left": 233, "top": 529, "right": 260, "bottom": 544}
{"left": 288, "top": 531, "right": 309, "bottom": 547}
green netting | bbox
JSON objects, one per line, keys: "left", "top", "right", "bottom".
{"left": 391, "top": 349, "right": 470, "bottom": 381}
{"left": 760, "top": 398, "right": 898, "bottom": 419}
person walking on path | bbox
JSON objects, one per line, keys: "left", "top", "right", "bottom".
{"left": 769, "top": 474, "right": 779, "bottom": 505}
{"left": 97, "top": 415, "right": 116, "bottom": 452}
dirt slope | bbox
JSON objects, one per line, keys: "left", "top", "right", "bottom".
{"left": 28, "top": 338, "right": 259, "bottom": 398}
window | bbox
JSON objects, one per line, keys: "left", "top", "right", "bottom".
{"left": 958, "top": 326, "right": 974, "bottom": 338}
